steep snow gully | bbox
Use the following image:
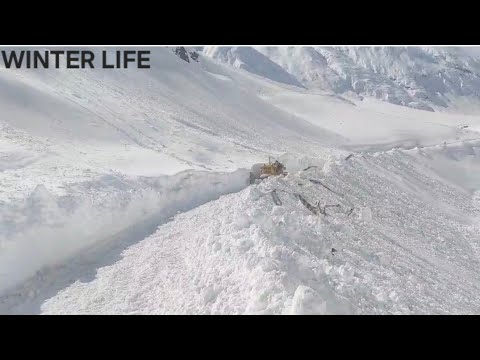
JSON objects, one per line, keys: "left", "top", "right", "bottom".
{"left": 2, "top": 140, "right": 480, "bottom": 314}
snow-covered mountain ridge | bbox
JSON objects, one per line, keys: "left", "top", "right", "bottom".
{"left": 203, "top": 46, "right": 480, "bottom": 112}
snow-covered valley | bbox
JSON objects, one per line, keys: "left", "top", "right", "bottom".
{"left": 1, "top": 47, "right": 480, "bottom": 314}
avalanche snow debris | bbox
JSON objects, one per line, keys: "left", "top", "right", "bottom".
{"left": 0, "top": 169, "right": 249, "bottom": 296}
{"left": 4, "top": 147, "right": 477, "bottom": 315}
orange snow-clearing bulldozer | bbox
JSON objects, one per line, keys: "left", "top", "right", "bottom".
{"left": 249, "top": 157, "right": 287, "bottom": 184}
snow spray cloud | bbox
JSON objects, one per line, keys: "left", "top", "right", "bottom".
{"left": 0, "top": 50, "right": 151, "bottom": 69}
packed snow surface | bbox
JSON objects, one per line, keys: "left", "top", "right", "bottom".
{"left": 1, "top": 47, "right": 480, "bottom": 314}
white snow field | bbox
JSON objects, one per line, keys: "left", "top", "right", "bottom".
{"left": 1, "top": 47, "right": 480, "bottom": 314}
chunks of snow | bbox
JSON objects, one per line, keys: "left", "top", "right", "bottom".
{"left": 0, "top": 169, "right": 249, "bottom": 296}
{"left": 290, "top": 286, "right": 327, "bottom": 315}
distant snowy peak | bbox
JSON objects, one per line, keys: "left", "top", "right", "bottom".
{"left": 205, "top": 46, "right": 480, "bottom": 112}
{"left": 257, "top": 46, "right": 480, "bottom": 111}
{"left": 255, "top": 46, "right": 334, "bottom": 86}
{"left": 202, "top": 46, "right": 304, "bottom": 88}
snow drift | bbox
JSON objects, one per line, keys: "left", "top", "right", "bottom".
{"left": 0, "top": 169, "right": 249, "bottom": 295}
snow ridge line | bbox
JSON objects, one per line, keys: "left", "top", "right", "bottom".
{"left": 347, "top": 138, "right": 480, "bottom": 158}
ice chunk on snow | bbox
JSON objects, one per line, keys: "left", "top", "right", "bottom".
{"left": 289, "top": 285, "right": 327, "bottom": 315}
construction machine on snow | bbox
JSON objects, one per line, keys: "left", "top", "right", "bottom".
{"left": 249, "top": 157, "right": 287, "bottom": 184}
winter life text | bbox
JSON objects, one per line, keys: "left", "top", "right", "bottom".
{"left": 0, "top": 50, "right": 151, "bottom": 69}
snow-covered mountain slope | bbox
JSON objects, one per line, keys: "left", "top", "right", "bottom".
{"left": 0, "top": 47, "right": 341, "bottom": 203}
{"left": 204, "top": 46, "right": 480, "bottom": 112}
{"left": 1, "top": 47, "right": 480, "bottom": 314}
{"left": 263, "top": 92, "right": 480, "bottom": 151}
{"left": 0, "top": 47, "right": 345, "bottom": 294}
{"left": 3, "top": 142, "right": 480, "bottom": 314}
{"left": 202, "top": 46, "right": 304, "bottom": 88}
